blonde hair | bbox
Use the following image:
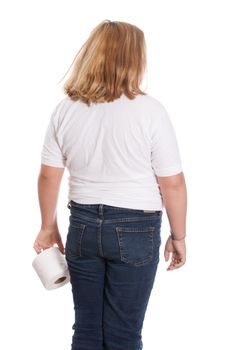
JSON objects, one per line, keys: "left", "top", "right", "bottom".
{"left": 61, "top": 20, "right": 147, "bottom": 106}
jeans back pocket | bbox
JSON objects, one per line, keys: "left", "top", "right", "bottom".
{"left": 65, "top": 216, "right": 86, "bottom": 259}
{"left": 116, "top": 226, "right": 155, "bottom": 267}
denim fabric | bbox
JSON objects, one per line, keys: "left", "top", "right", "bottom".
{"left": 65, "top": 200, "right": 163, "bottom": 350}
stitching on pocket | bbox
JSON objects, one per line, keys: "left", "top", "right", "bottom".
{"left": 116, "top": 226, "right": 155, "bottom": 266}
{"left": 77, "top": 224, "right": 85, "bottom": 257}
{"left": 66, "top": 223, "right": 86, "bottom": 258}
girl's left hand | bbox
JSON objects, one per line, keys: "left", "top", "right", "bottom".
{"left": 33, "top": 227, "right": 65, "bottom": 255}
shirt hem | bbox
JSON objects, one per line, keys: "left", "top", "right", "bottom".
{"left": 41, "top": 159, "right": 66, "bottom": 168}
{"left": 68, "top": 196, "right": 163, "bottom": 211}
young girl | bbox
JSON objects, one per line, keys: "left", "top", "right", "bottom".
{"left": 33, "top": 19, "right": 187, "bottom": 350}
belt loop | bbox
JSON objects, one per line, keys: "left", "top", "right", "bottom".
{"left": 99, "top": 204, "right": 103, "bottom": 216}
{"left": 67, "top": 200, "right": 71, "bottom": 209}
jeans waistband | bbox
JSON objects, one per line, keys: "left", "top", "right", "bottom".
{"left": 67, "top": 200, "right": 162, "bottom": 215}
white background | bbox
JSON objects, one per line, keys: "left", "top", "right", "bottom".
{"left": 0, "top": 0, "right": 233, "bottom": 349}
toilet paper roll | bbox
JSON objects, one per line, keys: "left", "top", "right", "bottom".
{"left": 32, "top": 246, "right": 70, "bottom": 290}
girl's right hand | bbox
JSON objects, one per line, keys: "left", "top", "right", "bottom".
{"left": 164, "top": 236, "right": 186, "bottom": 271}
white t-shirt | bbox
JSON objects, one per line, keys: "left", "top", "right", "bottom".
{"left": 41, "top": 94, "right": 183, "bottom": 210}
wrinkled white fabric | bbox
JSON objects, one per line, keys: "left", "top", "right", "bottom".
{"left": 41, "top": 94, "right": 182, "bottom": 210}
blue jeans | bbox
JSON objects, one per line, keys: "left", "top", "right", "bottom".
{"left": 65, "top": 200, "right": 163, "bottom": 350}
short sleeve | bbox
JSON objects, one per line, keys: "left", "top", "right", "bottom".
{"left": 41, "top": 103, "right": 66, "bottom": 168}
{"left": 151, "top": 107, "right": 183, "bottom": 176}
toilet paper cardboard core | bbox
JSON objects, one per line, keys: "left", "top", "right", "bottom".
{"left": 55, "top": 276, "right": 67, "bottom": 284}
